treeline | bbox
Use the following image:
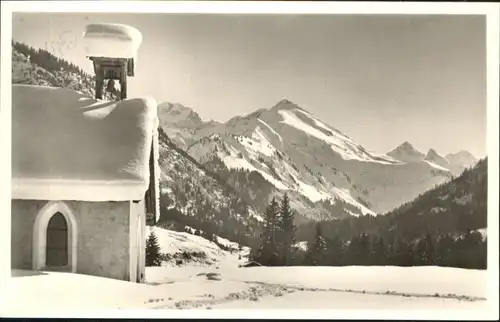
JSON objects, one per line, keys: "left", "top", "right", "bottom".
{"left": 249, "top": 195, "right": 486, "bottom": 269}
{"left": 295, "top": 205, "right": 486, "bottom": 247}
{"left": 294, "top": 158, "right": 488, "bottom": 270}
{"left": 12, "top": 41, "right": 90, "bottom": 78}
{"left": 300, "top": 226, "right": 486, "bottom": 269}
{"left": 297, "top": 158, "right": 487, "bottom": 242}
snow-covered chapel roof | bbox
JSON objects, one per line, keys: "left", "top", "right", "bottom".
{"left": 11, "top": 84, "right": 159, "bottom": 202}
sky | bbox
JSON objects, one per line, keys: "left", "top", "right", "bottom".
{"left": 12, "top": 13, "right": 487, "bottom": 157}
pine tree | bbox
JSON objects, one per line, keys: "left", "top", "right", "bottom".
{"left": 415, "top": 232, "right": 435, "bottom": 265}
{"left": 345, "top": 233, "right": 371, "bottom": 265}
{"left": 435, "top": 233, "right": 451, "bottom": 266}
{"left": 326, "top": 235, "right": 344, "bottom": 266}
{"left": 305, "top": 223, "right": 327, "bottom": 266}
{"left": 278, "top": 193, "right": 296, "bottom": 266}
{"left": 370, "top": 235, "right": 386, "bottom": 266}
{"left": 424, "top": 232, "right": 435, "bottom": 265}
{"left": 256, "top": 197, "right": 280, "bottom": 266}
{"left": 146, "top": 231, "right": 162, "bottom": 266}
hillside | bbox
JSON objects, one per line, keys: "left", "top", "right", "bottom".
{"left": 146, "top": 226, "right": 248, "bottom": 267}
{"left": 385, "top": 157, "right": 487, "bottom": 237}
{"left": 155, "top": 127, "right": 263, "bottom": 245}
{"left": 175, "top": 99, "right": 455, "bottom": 220}
{"left": 12, "top": 41, "right": 96, "bottom": 97}
{"left": 294, "top": 158, "right": 487, "bottom": 269}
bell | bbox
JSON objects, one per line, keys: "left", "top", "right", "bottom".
{"left": 106, "top": 79, "right": 116, "bottom": 93}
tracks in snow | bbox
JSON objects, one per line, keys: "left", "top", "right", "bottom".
{"left": 148, "top": 279, "right": 486, "bottom": 310}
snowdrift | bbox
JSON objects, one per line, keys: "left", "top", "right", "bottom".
{"left": 83, "top": 23, "right": 142, "bottom": 59}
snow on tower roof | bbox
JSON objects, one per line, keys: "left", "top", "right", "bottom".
{"left": 11, "top": 84, "right": 159, "bottom": 202}
{"left": 83, "top": 23, "right": 143, "bottom": 59}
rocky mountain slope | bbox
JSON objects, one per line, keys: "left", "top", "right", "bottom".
{"left": 161, "top": 99, "right": 458, "bottom": 220}
{"left": 157, "top": 102, "right": 220, "bottom": 150}
{"left": 12, "top": 41, "right": 96, "bottom": 97}
{"left": 155, "top": 127, "right": 263, "bottom": 243}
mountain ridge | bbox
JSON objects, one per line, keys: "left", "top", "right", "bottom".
{"left": 387, "top": 141, "right": 477, "bottom": 176}
{"left": 182, "top": 100, "right": 454, "bottom": 219}
{"left": 11, "top": 40, "right": 477, "bottom": 224}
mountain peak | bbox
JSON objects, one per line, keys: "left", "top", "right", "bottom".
{"left": 425, "top": 148, "right": 450, "bottom": 167}
{"left": 387, "top": 141, "right": 425, "bottom": 162}
{"left": 271, "top": 98, "right": 304, "bottom": 111}
{"left": 390, "top": 141, "right": 421, "bottom": 154}
{"left": 399, "top": 141, "right": 415, "bottom": 150}
{"left": 277, "top": 98, "right": 293, "bottom": 105}
{"left": 158, "top": 101, "right": 202, "bottom": 125}
{"left": 426, "top": 148, "right": 441, "bottom": 159}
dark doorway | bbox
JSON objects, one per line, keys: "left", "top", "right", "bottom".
{"left": 46, "top": 212, "right": 68, "bottom": 269}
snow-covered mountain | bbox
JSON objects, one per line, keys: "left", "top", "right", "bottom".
{"left": 445, "top": 151, "right": 478, "bottom": 175}
{"left": 160, "top": 99, "right": 453, "bottom": 220}
{"left": 158, "top": 102, "right": 220, "bottom": 150}
{"left": 425, "top": 149, "right": 450, "bottom": 170}
{"left": 387, "top": 141, "right": 477, "bottom": 177}
{"left": 446, "top": 151, "right": 477, "bottom": 166}
{"left": 387, "top": 141, "right": 426, "bottom": 163}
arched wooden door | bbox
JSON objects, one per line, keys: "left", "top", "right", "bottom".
{"left": 45, "top": 212, "right": 69, "bottom": 269}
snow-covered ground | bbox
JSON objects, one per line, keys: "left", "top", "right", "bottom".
{"left": 147, "top": 227, "right": 248, "bottom": 267}
{"left": 4, "top": 228, "right": 494, "bottom": 319}
{"left": 5, "top": 265, "right": 491, "bottom": 318}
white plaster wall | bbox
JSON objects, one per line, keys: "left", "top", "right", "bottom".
{"left": 11, "top": 199, "right": 132, "bottom": 281}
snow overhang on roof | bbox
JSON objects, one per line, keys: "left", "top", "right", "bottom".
{"left": 83, "top": 23, "right": 143, "bottom": 60}
{"left": 11, "top": 84, "right": 159, "bottom": 202}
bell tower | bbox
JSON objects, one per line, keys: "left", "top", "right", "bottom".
{"left": 83, "top": 23, "right": 143, "bottom": 100}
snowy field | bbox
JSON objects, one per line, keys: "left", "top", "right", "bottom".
{"left": 5, "top": 265, "right": 492, "bottom": 318}
{"left": 3, "top": 228, "right": 495, "bottom": 319}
